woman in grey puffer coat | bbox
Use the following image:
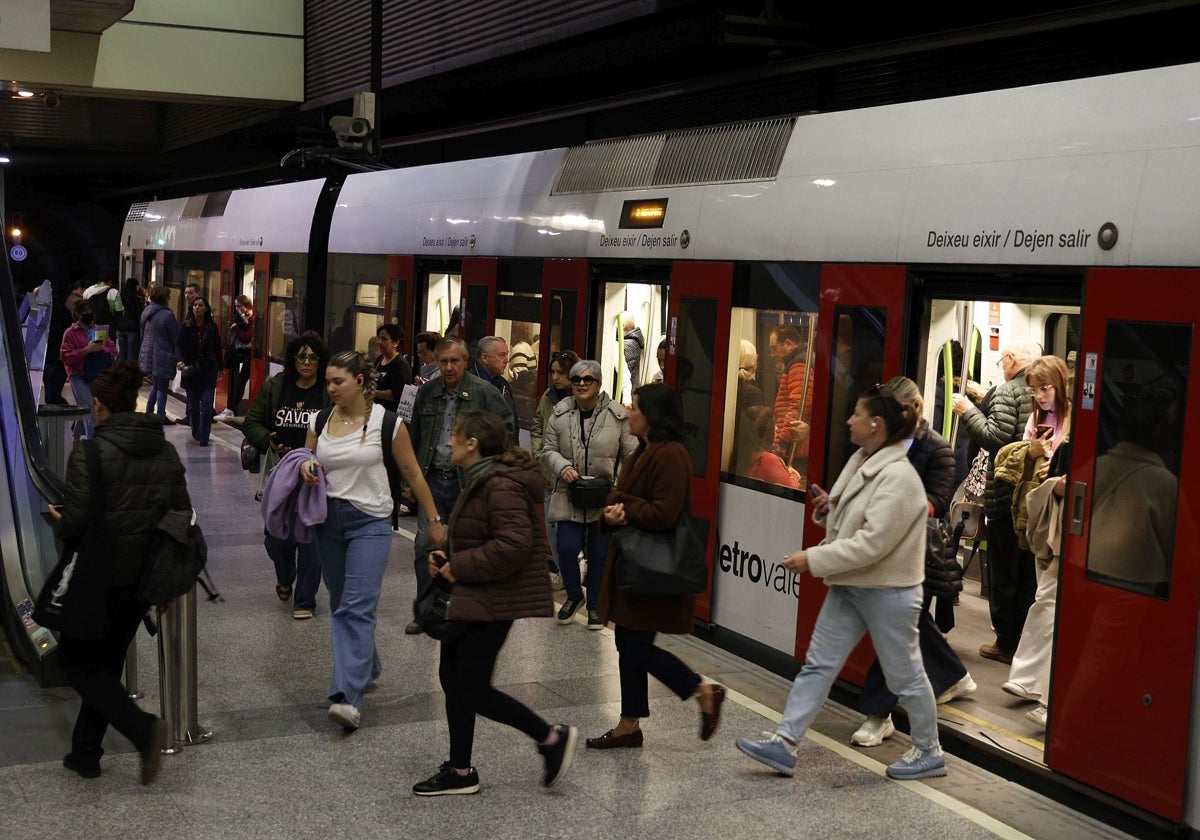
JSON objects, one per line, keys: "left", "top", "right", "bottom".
{"left": 138, "top": 285, "right": 180, "bottom": 424}
{"left": 538, "top": 359, "right": 638, "bottom": 628}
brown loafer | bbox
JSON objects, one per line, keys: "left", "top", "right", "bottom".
{"left": 699, "top": 684, "right": 726, "bottom": 741}
{"left": 585, "top": 728, "right": 643, "bottom": 749}
{"left": 979, "top": 643, "right": 1014, "bottom": 665}
{"left": 405, "top": 620, "right": 423, "bottom": 635}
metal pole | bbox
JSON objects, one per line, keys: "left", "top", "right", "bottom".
{"left": 176, "top": 584, "right": 212, "bottom": 744}
{"left": 124, "top": 634, "right": 141, "bottom": 700}
{"left": 156, "top": 603, "right": 184, "bottom": 754}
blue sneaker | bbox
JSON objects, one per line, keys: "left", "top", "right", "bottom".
{"left": 736, "top": 733, "right": 797, "bottom": 776}
{"left": 886, "top": 745, "right": 947, "bottom": 780}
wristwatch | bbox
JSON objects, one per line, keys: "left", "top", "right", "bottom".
{"left": 427, "top": 515, "right": 442, "bottom": 523}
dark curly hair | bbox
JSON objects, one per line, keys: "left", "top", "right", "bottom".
{"left": 284, "top": 330, "right": 328, "bottom": 384}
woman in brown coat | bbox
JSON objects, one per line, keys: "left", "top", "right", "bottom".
{"left": 586, "top": 383, "right": 726, "bottom": 749}
{"left": 414, "top": 412, "right": 578, "bottom": 796}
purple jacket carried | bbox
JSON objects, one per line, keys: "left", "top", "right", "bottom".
{"left": 261, "top": 448, "right": 327, "bottom": 544}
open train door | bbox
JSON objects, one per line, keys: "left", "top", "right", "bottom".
{"left": 1049, "top": 268, "right": 1200, "bottom": 822}
{"left": 666, "top": 262, "right": 732, "bottom": 622}
{"left": 796, "top": 264, "right": 908, "bottom": 677}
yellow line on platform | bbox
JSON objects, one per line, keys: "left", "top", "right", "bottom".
{"left": 937, "top": 703, "right": 1046, "bottom": 751}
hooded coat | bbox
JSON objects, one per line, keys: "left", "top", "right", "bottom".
{"left": 138, "top": 301, "right": 179, "bottom": 380}
{"left": 443, "top": 453, "right": 553, "bottom": 622}
{"left": 53, "top": 412, "right": 192, "bottom": 587}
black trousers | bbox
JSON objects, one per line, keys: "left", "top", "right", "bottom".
{"left": 857, "top": 607, "right": 968, "bottom": 718}
{"left": 57, "top": 585, "right": 156, "bottom": 768}
{"left": 986, "top": 515, "right": 1037, "bottom": 651}
{"left": 440, "top": 620, "right": 550, "bottom": 769}
{"left": 615, "top": 625, "right": 702, "bottom": 719}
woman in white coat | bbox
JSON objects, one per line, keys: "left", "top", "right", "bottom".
{"left": 736, "top": 383, "right": 947, "bottom": 781}
{"left": 538, "top": 359, "right": 638, "bottom": 628}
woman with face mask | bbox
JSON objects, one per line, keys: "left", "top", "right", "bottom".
{"left": 59, "top": 298, "right": 117, "bottom": 439}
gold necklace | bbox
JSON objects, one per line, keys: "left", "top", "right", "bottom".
{"left": 337, "top": 409, "right": 364, "bottom": 425}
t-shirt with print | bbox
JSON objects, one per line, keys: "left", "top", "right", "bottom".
{"left": 373, "top": 354, "right": 412, "bottom": 412}
{"left": 273, "top": 380, "right": 325, "bottom": 451}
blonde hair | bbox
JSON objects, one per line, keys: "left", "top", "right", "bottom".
{"left": 328, "top": 350, "right": 376, "bottom": 444}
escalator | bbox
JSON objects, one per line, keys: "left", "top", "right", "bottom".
{"left": 0, "top": 252, "right": 70, "bottom": 686}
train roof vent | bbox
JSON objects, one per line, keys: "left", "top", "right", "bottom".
{"left": 126, "top": 201, "right": 150, "bottom": 222}
{"left": 553, "top": 117, "right": 795, "bottom": 194}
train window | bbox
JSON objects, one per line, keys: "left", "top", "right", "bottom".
{"left": 267, "top": 254, "right": 305, "bottom": 363}
{"left": 824, "top": 307, "right": 887, "bottom": 482}
{"left": 676, "top": 295, "right": 718, "bottom": 477}
{"left": 546, "top": 289, "right": 579, "bottom": 358}
{"left": 328, "top": 254, "right": 385, "bottom": 353}
{"left": 1085, "top": 321, "right": 1187, "bottom": 599}
{"left": 495, "top": 291, "right": 541, "bottom": 433}
{"left": 721, "top": 263, "right": 819, "bottom": 497}
{"left": 424, "top": 272, "right": 462, "bottom": 336}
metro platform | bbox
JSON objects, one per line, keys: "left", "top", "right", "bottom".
{"left": 0, "top": 402, "right": 1143, "bottom": 840}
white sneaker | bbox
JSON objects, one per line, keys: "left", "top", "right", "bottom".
{"left": 328, "top": 702, "right": 361, "bottom": 730}
{"left": 1001, "top": 680, "right": 1041, "bottom": 702}
{"left": 215, "top": 409, "right": 234, "bottom": 420}
{"left": 936, "top": 673, "right": 978, "bottom": 704}
{"left": 850, "top": 715, "right": 894, "bottom": 747}
{"left": 1026, "top": 705, "right": 1048, "bottom": 728}
{"left": 550, "top": 572, "right": 564, "bottom": 592}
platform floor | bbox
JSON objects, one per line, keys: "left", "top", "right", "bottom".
{"left": 1, "top": 402, "right": 1140, "bottom": 840}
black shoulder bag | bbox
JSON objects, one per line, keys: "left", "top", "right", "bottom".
{"left": 33, "top": 441, "right": 111, "bottom": 639}
{"left": 567, "top": 409, "right": 611, "bottom": 509}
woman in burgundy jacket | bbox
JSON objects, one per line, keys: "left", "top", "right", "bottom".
{"left": 587, "top": 383, "right": 726, "bottom": 750}
{"left": 414, "top": 411, "right": 577, "bottom": 797}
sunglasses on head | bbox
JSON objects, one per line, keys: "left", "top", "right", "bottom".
{"left": 570, "top": 376, "right": 598, "bottom": 385}
{"left": 295, "top": 353, "right": 320, "bottom": 363}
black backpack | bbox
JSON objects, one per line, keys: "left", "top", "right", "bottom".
{"left": 139, "top": 508, "right": 208, "bottom": 608}
{"left": 314, "top": 407, "right": 404, "bottom": 502}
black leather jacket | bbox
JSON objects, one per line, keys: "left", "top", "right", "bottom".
{"left": 55, "top": 412, "right": 192, "bottom": 586}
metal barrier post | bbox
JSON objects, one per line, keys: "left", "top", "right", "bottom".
{"left": 124, "top": 635, "right": 142, "bottom": 699}
{"left": 156, "top": 602, "right": 184, "bottom": 754}
{"left": 176, "top": 585, "right": 212, "bottom": 744}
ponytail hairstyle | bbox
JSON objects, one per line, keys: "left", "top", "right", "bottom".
{"left": 328, "top": 349, "right": 376, "bottom": 444}
{"left": 884, "top": 375, "right": 924, "bottom": 420}
{"left": 859, "top": 383, "right": 918, "bottom": 446}
{"left": 454, "top": 412, "right": 532, "bottom": 468}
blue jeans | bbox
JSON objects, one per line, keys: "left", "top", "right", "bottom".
{"left": 145, "top": 374, "right": 171, "bottom": 420}
{"left": 68, "top": 374, "right": 95, "bottom": 439}
{"left": 317, "top": 498, "right": 391, "bottom": 708}
{"left": 555, "top": 519, "right": 610, "bottom": 609}
{"left": 778, "top": 584, "right": 940, "bottom": 751}
{"left": 544, "top": 490, "right": 558, "bottom": 573}
{"left": 116, "top": 331, "right": 138, "bottom": 365}
{"left": 186, "top": 381, "right": 215, "bottom": 444}
{"left": 414, "top": 471, "right": 460, "bottom": 594}
{"left": 265, "top": 532, "right": 321, "bottom": 610}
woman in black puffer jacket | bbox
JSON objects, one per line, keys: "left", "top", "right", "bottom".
{"left": 848, "top": 376, "right": 973, "bottom": 750}
{"left": 175, "top": 295, "right": 223, "bottom": 446}
{"left": 48, "top": 361, "right": 192, "bottom": 784}
{"left": 414, "top": 411, "right": 576, "bottom": 797}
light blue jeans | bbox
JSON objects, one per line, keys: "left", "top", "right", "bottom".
{"left": 317, "top": 498, "right": 391, "bottom": 708}
{"left": 778, "top": 584, "right": 940, "bottom": 751}
{"left": 68, "top": 374, "right": 95, "bottom": 439}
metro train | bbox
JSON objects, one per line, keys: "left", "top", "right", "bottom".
{"left": 111, "top": 63, "right": 1200, "bottom": 829}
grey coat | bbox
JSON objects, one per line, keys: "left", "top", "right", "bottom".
{"left": 539, "top": 392, "right": 638, "bottom": 523}
{"left": 959, "top": 368, "right": 1032, "bottom": 519}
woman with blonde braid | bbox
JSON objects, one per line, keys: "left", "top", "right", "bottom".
{"left": 301, "top": 351, "right": 445, "bottom": 730}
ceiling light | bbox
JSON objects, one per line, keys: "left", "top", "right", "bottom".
{"left": 0, "top": 155, "right": 10, "bottom": 164}
{"left": 16, "top": 90, "right": 35, "bottom": 98}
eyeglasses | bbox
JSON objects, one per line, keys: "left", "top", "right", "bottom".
{"left": 295, "top": 354, "right": 320, "bottom": 363}
{"left": 996, "top": 352, "right": 1014, "bottom": 369}
{"left": 551, "top": 352, "right": 575, "bottom": 362}
{"left": 570, "top": 376, "right": 598, "bottom": 385}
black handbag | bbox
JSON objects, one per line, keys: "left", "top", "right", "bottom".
{"left": 240, "top": 438, "right": 262, "bottom": 473}
{"left": 568, "top": 475, "right": 611, "bottom": 509}
{"left": 413, "top": 576, "right": 468, "bottom": 641}
{"left": 613, "top": 511, "right": 711, "bottom": 595}
{"left": 33, "top": 441, "right": 110, "bottom": 639}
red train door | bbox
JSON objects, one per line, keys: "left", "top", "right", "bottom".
{"left": 539, "top": 259, "right": 588, "bottom": 394}
{"left": 461, "top": 257, "right": 497, "bottom": 342}
{"left": 1049, "top": 268, "right": 1200, "bottom": 822}
{"left": 795, "top": 264, "right": 908, "bottom": 676}
{"left": 666, "top": 261, "right": 732, "bottom": 622}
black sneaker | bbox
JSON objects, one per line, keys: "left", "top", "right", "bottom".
{"left": 556, "top": 598, "right": 583, "bottom": 625}
{"left": 538, "top": 724, "right": 578, "bottom": 788}
{"left": 413, "top": 762, "right": 480, "bottom": 796}
{"left": 586, "top": 610, "right": 604, "bottom": 631}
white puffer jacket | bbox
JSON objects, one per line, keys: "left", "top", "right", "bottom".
{"left": 539, "top": 392, "right": 638, "bottom": 524}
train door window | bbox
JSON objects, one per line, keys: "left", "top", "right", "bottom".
{"left": 1044, "top": 312, "right": 1081, "bottom": 370}
{"left": 1085, "top": 322, "right": 1187, "bottom": 598}
{"left": 265, "top": 254, "right": 305, "bottom": 370}
{"left": 424, "top": 271, "right": 462, "bottom": 336}
{"left": 597, "top": 280, "right": 666, "bottom": 405}
{"left": 494, "top": 291, "right": 542, "bottom": 433}
{"left": 547, "top": 289, "right": 579, "bottom": 356}
{"left": 825, "top": 306, "right": 887, "bottom": 481}
{"left": 723, "top": 263, "right": 820, "bottom": 496}
{"left": 328, "top": 254, "right": 385, "bottom": 353}
{"left": 676, "top": 295, "right": 719, "bottom": 476}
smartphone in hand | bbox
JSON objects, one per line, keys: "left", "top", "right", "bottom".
{"left": 808, "top": 483, "right": 822, "bottom": 499}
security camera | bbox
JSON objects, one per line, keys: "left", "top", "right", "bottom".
{"left": 329, "top": 115, "right": 370, "bottom": 139}
{"left": 44, "top": 91, "right": 61, "bottom": 109}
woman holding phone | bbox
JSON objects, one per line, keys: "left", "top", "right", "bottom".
{"left": 737, "top": 383, "right": 946, "bottom": 781}
{"left": 59, "top": 298, "right": 117, "bottom": 440}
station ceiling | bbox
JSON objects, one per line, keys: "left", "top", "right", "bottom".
{"left": 6, "top": 0, "right": 1200, "bottom": 218}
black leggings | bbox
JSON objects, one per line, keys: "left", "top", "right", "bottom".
{"left": 440, "top": 620, "right": 551, "bottom": 768}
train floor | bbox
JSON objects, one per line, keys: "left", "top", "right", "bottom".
{"left": 0, "top": 394, "right": 1141, "bottom": 840}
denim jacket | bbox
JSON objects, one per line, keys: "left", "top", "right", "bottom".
{"left": 409, "top": 372, "right": 515, "bottom": 472}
